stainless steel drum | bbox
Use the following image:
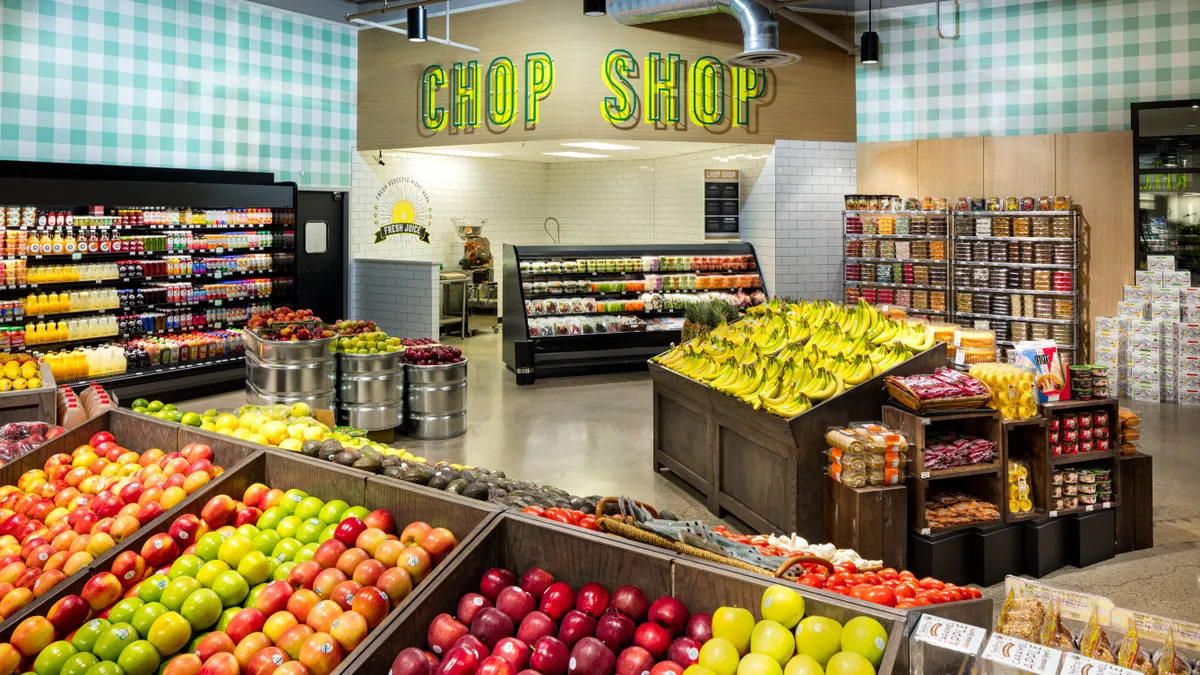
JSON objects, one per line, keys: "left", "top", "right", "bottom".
{"left": 242, "top": 330, "right": 337, "bottom": 408}
{"left": 404, "top": 359, "right": 467, "bottom": 439}
{"left": 245, "top": 382, "right": 335, "bottom": 411}
{"left": 246, "top": 353, "right": 337, "bottom": 395}
{"left": 336, "top": 351, "right": 403, "bottom": 431}
{"left": 242, "top": 330, "right": 335, "bottom": 363}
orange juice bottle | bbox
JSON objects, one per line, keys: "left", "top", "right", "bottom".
{"left": 38, "top": 231, "right": 51, "bottom": 255}
{"left": 24, "top": 294, "right": 37, "bottom": 315}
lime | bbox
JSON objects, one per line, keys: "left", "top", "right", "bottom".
{"left": 133, "top": 406, "right": 148, "bottom": 414}
{"left": 181, "top": 413, "right": 202, "bottom": 427}
{"left": 147, "top": 401, "right": 165, "bottom": 412}
{"left": 132, "top": 398, "right": 149, "bottom": 409}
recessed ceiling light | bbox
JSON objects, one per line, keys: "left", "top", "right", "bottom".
{"left": 543, "top": 151, "right": 610, "bottom": 159}
{"left": 424, "top": 149, "right": 503, "bottom": 158}
{"left": 560, "top": 142, "right": 640, "bottom": 151}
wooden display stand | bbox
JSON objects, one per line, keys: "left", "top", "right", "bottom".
{"left": 823, "top": 476, "right": 907, "bottom": 569}
{"left": 651, "top": 343, "right": 947, "bottom": 540}
{"left": 1116, "top": 452, "right": 1153, "bottom": 553}
{"left": 1038, "top": 398, "right": 1121, "bottom": 518}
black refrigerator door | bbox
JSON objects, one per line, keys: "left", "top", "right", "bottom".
{"left": 297, "top": 191, "right": 346, "bottom": 321}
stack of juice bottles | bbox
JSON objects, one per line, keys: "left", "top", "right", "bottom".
{"left": 23, "top": 288, "right": 120, "bottom": 316}
{"left": 126, "top": 329, "right": 244, "bottom": 366}
{"left": 26, "top": 263, "right": 118, "bottom": 284}
{"left": 24, "top": 315, "right": 119, "bottom": 345}
{"left": 200, "top": 279, "right": 274, "bottom": 300}
{"left": 57, "top": 382, "right": 116, "bottom": 425}
{"left": 127, "top": 207, "right": 276, "bottom": 227}
{"left": 205, "top": 302, "right": 272, "bottom": 325}
{"left": 44, "top": 346, "right": 127, "bottom": 382}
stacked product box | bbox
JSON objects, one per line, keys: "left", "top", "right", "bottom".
{"left": 1093, "top": 317, "right": 1123, "bottom": 398}
{"left": 1127, "top": 320, "right": 1164, "bottom": 402}
{"left": 1179, "top": 324, "right": 1200, "bottom": 406}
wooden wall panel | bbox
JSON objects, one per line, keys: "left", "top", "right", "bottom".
{"left": 916, "top": 138, "right": 985, "bottom": 197}
{"left": 856, "top": 141, "right": 918, "bottom": 195}
{"left": 984, "top": 135, "right": 1057, "bottom": 196}
{"left": 357, "top": 0, "right": 856, "bottom": 151}
{"left": 1056, "top": 131, "right": 1135, "bottom": 354}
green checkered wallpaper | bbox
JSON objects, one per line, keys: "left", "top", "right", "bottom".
{"left": 0, "top": 0, "right": 356, "bottom": 190}
{"left": 856, "top": 0, "right": 1200, "bottom": 142}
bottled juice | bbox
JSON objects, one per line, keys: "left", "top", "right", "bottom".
{"left": 64, "top": 231, "right": 76, "bottom": 254}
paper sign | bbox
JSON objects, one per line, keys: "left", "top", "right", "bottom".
{"left": 1004, "top": 578, "right": 1115, "bottom": 624}
{"left": 912, "top": 614, "right": 986, "bottom": 656}
{"left": 1108, "top": 610, "right": 1200, "bottom": 651}
{"left": 1060, "top": 653, "right": 1141, "bottom": 675}
{"left": 980, "top": 633, "right": 1062, "bottom": 674}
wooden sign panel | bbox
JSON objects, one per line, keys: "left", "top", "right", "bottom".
{"left": 358, "top": 0, "right": 855, "bottom": 151}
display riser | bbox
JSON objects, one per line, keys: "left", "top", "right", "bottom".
{"left": 822, "top": 475, "right": 907, "bottom": 569}
{"left": 651, "top": 343, "right": 947, "bottom": 541}
{"left": 1116, "top": 453, "right": 1154, "bottom": 554}
{"left": 1022, "top": 517, "right": 1071, "bottom": 578}
{"left": 969, "top": 522, "right": 1025, "bottom": 587}
{"left": 1069, "top": 509, "right": 1117, "bottom": 569}
{"left": 908, "top": 530, "right": 973, "bottom": 586}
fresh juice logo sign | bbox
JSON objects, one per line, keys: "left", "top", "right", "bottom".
{"left": 374, "top": 177, "right": 433, "bottom": 244}
{"left": 602, "top": 51, "right": 768, "bottom": 128}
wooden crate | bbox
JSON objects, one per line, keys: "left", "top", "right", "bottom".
{"left": 651, "top": 343, "right": 948, "bottom": 540}
{"left": 1115, "top": 453, "right": 1153, "bottom": 553}
{"left": 0, "top": 450, "right": 503, "bottom": 675}
{"left": 823, "top": 475, "right": 908, "bottom": 568}
{"left": 343, "top": 512, "right": 919, "bottom": 674}
{"left": 0, "top": 363, "right": 55, "bottom": 426}
{"left": 1002, "top": 418, "right": 1049, "bottom": 522}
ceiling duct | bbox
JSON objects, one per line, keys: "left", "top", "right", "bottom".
{"left": 607, "top": 0, "right": 799, "bottom": 68}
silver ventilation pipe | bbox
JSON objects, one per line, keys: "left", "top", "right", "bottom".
{"left": 607, "top": 0, "right": 799, "bottom": 68}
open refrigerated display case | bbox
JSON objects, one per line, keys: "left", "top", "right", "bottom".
{"left": 502, "top": 243, "right": 767, "bottom": 383}
{"left": 0, "top": 161, "right": 298, "bottom": 401}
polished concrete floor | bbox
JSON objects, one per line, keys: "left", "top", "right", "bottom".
{"left": 185, "top": 332, "right": 1200, "bottom": 623}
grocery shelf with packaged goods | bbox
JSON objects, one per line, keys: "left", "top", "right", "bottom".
{"left": 502, "top": 243, "right": 767, "bottom": 384}
{"left": 0, "top": 160, "right": 300, "bottom": 401}
{"left": 842, "top": 196, "right": 952, "bottom": 322}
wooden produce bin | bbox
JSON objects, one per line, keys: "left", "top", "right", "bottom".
{"left": 0, "top": 450, "right": 502, "bottom": 675}
{"left": 1002, "top": 418, "right": 1049, "bottom": 522}
{"left": 651, "top": 343, "right": 947, "bottom": 540}
{"left": 0, "top": 362, "right": 55, "bottom": 426}
{"left": 822, "top": 476, "right": 907, "bottom": 568}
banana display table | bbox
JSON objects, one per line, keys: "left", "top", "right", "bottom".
{"left": 649, "top": 300, "right": 946, "bottom": 541}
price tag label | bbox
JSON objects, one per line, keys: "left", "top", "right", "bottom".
{"left": 1085, "top": 505, "right": 1094, "bottom": 512}
{"left": 1059, "top": 654, "right": 1140, "bottom": 675}
{"left": 1103, "top": 501, "right": 1112, "bottom": 509}
{"left": 1049, "top": 510, "right": 1058, "bottom": 518}
{"left": 216, "top": 247, "right": 224, "bottom": 254}
{"left": 919, "top": 527, "right": 931, "bottom": 535}
{"left": 18, "top": 284, "right": 26, "bottom": 289}
{"left": 214, "top": 271, "right": 223, "bottom": 279}
{"left": 920, "top": 471, "right": 930, "bottom": 479}
{"left": 95, "top": 280, "right": 101, "bottom": 284}
{"left": 912, "top": 614, "right": 986, "bottom": 656}
{"left": 214, "top": 300, "right": 223, "bottom": 307}
{"left": 71, "top": 252, "right": 82, "bottom": 260}
{"left": 214, "top": 322, "right": 223, "bottom": 329}
{"left": 980, "top": 634, "right": 1061, "bottom": 675}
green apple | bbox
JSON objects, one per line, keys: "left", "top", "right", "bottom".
{"left": 317, "top": 500, "right": 349, "bottom": 524}
{"left": 216, "top": 607, "right": 241, "bottom": 632}
{"left": 93, "top": 623, "right": 139, "bottom": 663}
{"left": 737, "top": 654, "right": 783, "bottom": 675}
{"left": 699, "top": 638, "right": 741, "bottom": 675}
{"left": 713, "top": 607, "right": 756, "bottom": 656}
{"left": 294, "top": 542, "right": 319, "bottom": 564}
{"left": 58, "top": 652, "right": 99, "bottom": 675}
{"left": 276, "top": 516, "right": 303, "bottom": 539}
{"left": 211, "top": 570, "right": 249, "bottom": 607}
{"left": 280, "top": 489, "right": 307, "bottom": 515}
{"left": 180, "top": 588, "right": 223, "bottom": 631}
{"left": 33, "top": 640, "right": 77, "bottom": 675}
{"left": 168, "top": 555, "right": 204, "bottom": 581}
{"left": 342, "top": 505, "right": 369, "bottom": 521}
{"left": 824, "top": 652, "right": 875, "bottom": 675}
{"left": 257, "top": 507, "right": 286, "bottom": 531}
{"left": 83, "top": 662, "right": 124, "bottom": 675}
{"left": 70, "top": 619, "right": 111, "bottom": 654}
{"left": 107, "top": 598, "right": 145, "bottom": 626}
{"left": 295, "top": 518, "right": 324, "bottom": 544}
{"left": 237, "top": 551, "right": 272, "bottom": 585}
{"left": 147, "top": 611, "right": 192, "bottom": 657}
{"left": 840, "top": 617, "right": 887, "bottom": 668}
{"left": 783, "top": 655, "right": 824, "bottom": 675}
{"left": 318, "top": 524, "right": 338, "bottom": 543}
{"left": 253, "top": 530, "right": 282, "bottom": 557}
{"left": 161, "top": 577, "right": 202, "bottom": 612}
{"left": 751, "top": 620, "right": 796, "bottom": 666}
{"left": 271, "top": 538, "right": 302, "bottom": 563}
{"left": 794, "top": 616, "right": 842, "bottom": 667}
{"left": 761, "top": 585, "right": 805, "bottom": 629}
{"left": 218, "top": 534, "right": 255, "bottom": 567}
{"left": 196, "top": 560, "right": 232, "bottom": 589}
{"left": 236, "top": 524, "right": 260, "bottom": 541}
{"left": 295, "top": 496, "right": 325, "bottom": 521}
{"left": 116, "top": 640, "right": 160, "bottom": 675}
{"left": 274, "top": 561, "right": 297, "bottom": 582}
{"left": 137, "top": 575, "right": 170, "bottom": 604}
{"left": 195, "top": 532, "right": 226, "bottom": 562}
{"left": 131, "top": 602, "right": 169, "bottom": 639}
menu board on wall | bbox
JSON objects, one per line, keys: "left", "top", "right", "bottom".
{"left": 704, "top": 169, "right": 740, "bottom": 239}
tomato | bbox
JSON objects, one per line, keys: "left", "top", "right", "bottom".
{"left": 897, "top": 597, "right": 932, "bottom": 608}
{"left": 919, "top": 577, "right": 945, "bottom": 591}
{"left": 862, "top": 586, "right": 897, "bottom": 607}
{"left": 796, "top": 574, "right": 823, "bottom": 588}
{"left": 825, "top": 573, "right": 852, "bottom": 587}
{"left": 835, "top": 562, "right": 858, "bottom": 574}
{"left": 878, "top": 568, "right": 899, "bottom": 581}
{"left": 964, "top": 587, "right": 983, "bottom": 599}
{"left": 849, "top": 584, "right": 873, "bottom": 601}
{"left": 826, "top": 586, "right": 853, "bottom": 596}
{"left": 859, "top": 572, "right": 881, "bottom": 586}
{"left": 892, "top": 584, "right": 916, "bottom": 599}
{"left": 812, "top": 566, "right": 830, "bottom": 577}
{"left": 943, "top": 586, "right": 965, "bottom": 601}
{"left": 545, "top": 510, "right": 575, "bottom": 525}
{"left": 880, "top": 579, "right": 899, "bottom": 589}
{"left": 898, "top": 570, "right": 917, "bottom": 582}
{"left": 933, "top": 590, "right": 959, "bottom": 604}
{"left": 522, "top": 505, "right": 545, "bottom": 516}
{"left": 577, "top": 515, "right": 599, "bottom": 531}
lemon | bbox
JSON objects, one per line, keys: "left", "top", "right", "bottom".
{"left": 200, "top": 422, "right": 217, "bottom": 431}
{"left": 302, "top": 426, "right": 324, "bottom": 441}
{"left": 239, "top": 412, "right": 265, "bottom": 433}
{"left": 289, "top": 402, "right": 312, "bottom": 418}
{"left": 26, "top": 377, "right": 40, "bottom": 389}
{"left": 12, "top": 378, "right": 26, "bottom": 390}
{"left": 2, "top": 363, "right": 18, "bottom": 380}
{"left": 0, "top": 379, "right": 10, "bottom": 392}
{"left": 19, "top": 363, "right": 37, "bottom": 379}
{"left": 278, "top": 438, "right": 303, "bottom": 451}
{"left": 232, "top": 428, "right": 252, "bottom": 440}
{"left": 258, "top": 421, "right": 288, "bottom": 445}
{"left": 246, "top": 433, "right": 268, "bottom": 446}
{"left": 215, "top": 414, "right": 240, "bottom": 431}
{"left": 216, "top": 428, "right": 234, "bottom": 436}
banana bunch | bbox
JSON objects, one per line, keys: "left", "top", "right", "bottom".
{"left": 653, "top": 298, "right": 938, "bottom": 418}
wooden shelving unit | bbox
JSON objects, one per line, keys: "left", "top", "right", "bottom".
{"left": 1001, "top": 417, "right": 1048, "bottom": 522}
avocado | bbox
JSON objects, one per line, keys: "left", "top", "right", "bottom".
{"left": 353, "top": 456, "right": 383, "bottom": 473}
{"left": 319, "top": 439, "right": 344, "bottom": 458}
{"left": 383, "top": 466, "right": 406, "bottom": 480}
{"left": 407, "top": 465, "right": 434, "bottom": 485}
{"left": 487, "top": 487, "right": 508, "bottom": 501}
{"left": 459, "top": 468, "right": 478, "bottom": 483}
{"left": 493, "top": 470, "right": 506, "bottom": 479}
{"left": 462, "top": 482, "right": 490, "bottom": 501}
{"left": 333, "top": 451, "right": 359, "bottom": 466}
{"left": 381, "top": 455, "right": 403, "bottom": 468}
{"left": 427, "top": 475, "right": 451, "bottom": 490}
{"left": 445, "top": 479, "right": 469, "bottom": 495}
{"left": 300, "top": 440, "right": 322, "bottom": 457}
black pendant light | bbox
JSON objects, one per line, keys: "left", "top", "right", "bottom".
{"left": 408, "top": 6, "right": 427, "bottom": 42}
{"left": 861, "top": 0, "right": 880, "bottom": 64}
{"left": 584, "top": 0, "right": 606, "bottom": 17}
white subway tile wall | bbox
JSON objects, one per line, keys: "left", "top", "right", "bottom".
{"left": 773, "top": 141, "right": 857, "bottom": 300}
{"left": 352, "top": 260, "right": 439, "bottom": 339}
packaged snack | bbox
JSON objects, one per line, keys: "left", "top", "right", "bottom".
{"left": 1014, "top": 339, "right": 1068, "bottom": 401}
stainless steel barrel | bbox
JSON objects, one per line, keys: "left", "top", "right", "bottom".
{"left": 336, "top": 351, "right": 403, "bottom": 430}
{"left": 242, "top": 331, "right": 337, "bottom": 408}
{"left": 404, "top": 359, "right": 467, "bottom": 439}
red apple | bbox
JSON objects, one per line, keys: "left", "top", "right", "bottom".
{"left": 576, "top": 583, "right": 610, "bottom": 619}
{"left": 287, "top": 561, "right": 323, "bottom": 591}
{"left": 331, "top": 580, "right": 362, "bottom": 611}
{"left": 610, "top": 586, "right": 648, "bottom": 622}
{"left": 399, "top": 546, "right": 433, "bottom": 585}
{"left": 168, "top": 514, "right": 203, "bottom": 549}
{"left": 453, "top": 634, "right": 490, "bottom": 661}
{"left": 226, "top": 608, "right": 267, "bottom": 645}
{"left": 136, "top": 501, "right": 165, "bottom": 525}
{"left": 595, "top": 611, "right": 635, "bottom": 653}
{"left": 46, "top": 593, "right": 89, "bottom": 633}
{"left": 392, "top": 647, "right": 435, "bottom": 675}
{"left": 183, "top": 443, "right": 214, "bottom": 464}
{"left": 400, "top": 522, "right": 431, "bottom": 547}
{"left": 539, "top": 582, "right": 575, "bottom": 621}
{"left": 470, "top": 607, "right": 515, "bottom": 648}
{"left": 255, "top": 580, "right": 295, "bottom": 616}
{"left": 685, "top": 614, "right": 712, "bottom": 643}
{"left": 243, "top": 483, "right": 270, "bottom": 510}
{"left": 201, "top": 495, "right": 237, "bottom": 529}
{"left": 435, "top": 646, "right": 478, "bottom": 675}
{"left": 312, "top": 568, "right": 346, "bottom": 600}
{"left": 650, "top": 662, "right": 684, "bottom": 675}
{"left": 352, "top": 586, "right": 390, "bottom": 628}
{"left": 333, "top": 518, "right": 366, "bottom": 547}
{"left": 81, "top": 572, "right": 122, "bottom": 610}
{"left": 519, "top": 568, "right": 554, "bottom": 601}
{"left": 363, "top": 509, "right": 395, "bottom": 533}
{"left": 668, "top": 638, "right": 701, "bottom": 667}
{"left": 312, "top": 540, "right": 347, "bottom": 570}
{"left": 419, "top": 528, "right": 457, "bottom": 563}
{"left": 493, "top": 637, "right": 531, "bottom": 672}
{"left": 633, "top": 624, "right": 671, "bottom": 660}
{"left": 194, "top": 631, "right": 236, "bottom": 662}
{"left": 377, "top": 567, "right": 414, "bottom": 607}
{"left": 570, "top": 638, "right": 615, "bottom": 675}
{"left": 477, "top": 656, "right": 515, "bottom": 675}
{"left": 247, "top": 647, "right": 288, "bottom": 675}
{"left": 558, "top": 610, "right": 598, "bottom": 647}
{"left": 112, "top": 550, "right": 148, "bottom": 588}
{"left": 141, "top": 533, "right": 179, "bottom": 567}
{"left": 457, "top": 593, "right": 492, "bottom": 626}
{"left": 478, "top": 568, "right": 516, "bottom": 603}
{"left": 647, "top": 597, "right": 689, "bottom": 637}
{"left": 517, "top": 611, "right": 556, "bottom": 645}
{"left": 496, "top": 585, "right": 536, "bottom": 624}
{"left": 428, "top": 613, "right": 469, "bottom": 657}
{"left": 615, "top": 647, "right": 655, "bottom": 675}
{"left": 530, "top": 637, "right": 570, "bottom": 675}
{"left": 234, "top": 507, "right": 261, "bottom": 528}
